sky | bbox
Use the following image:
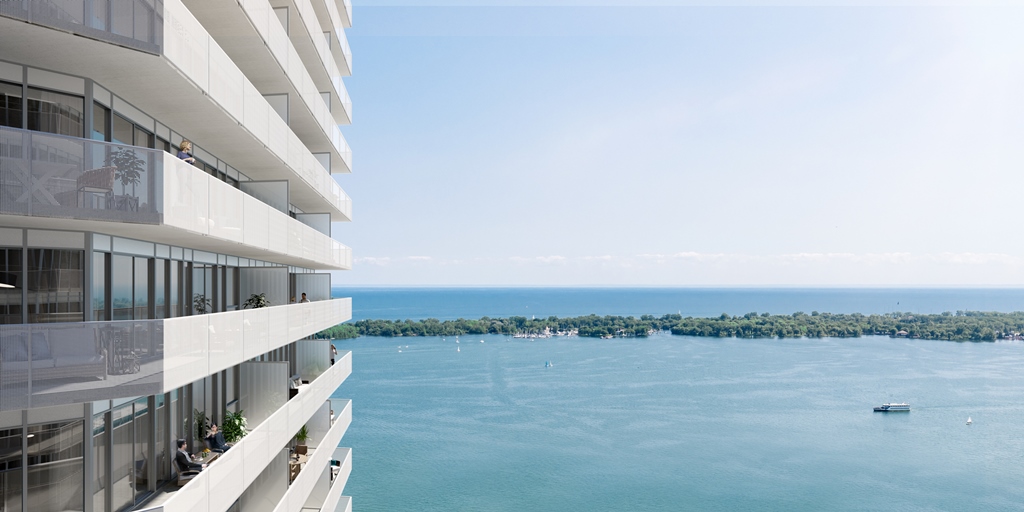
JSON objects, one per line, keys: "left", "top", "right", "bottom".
{"left": 332, "top": 3, "right": 1024, "bottom": 286}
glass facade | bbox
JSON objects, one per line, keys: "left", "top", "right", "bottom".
{"left": 109, "top": 255, "right": 154, "bottom": 321}
{"left": 0, "top": 249, "right": 23, "bottom": 325}
{"left": 92, "top": 252, "right": 107, "bottom": 322}
{"left": 92, "top": 103, "right": 110, "bottom": 141}
{"left": 0, "top": 428, "right": 22, "bottom": 512}
{"left": 25, "top": 420, "right": 84, "bottom": 511}
{"left": 26, "top": 249, "right": 84, "bottom": 324}
{"left": 0, "top": 82, "right": 22, "bottom": 129}
{"left": 92, "top": 413, "right": 107, "bottom": 512}
{"left": 25, "top": 88, "right": 84, "bottom": 138}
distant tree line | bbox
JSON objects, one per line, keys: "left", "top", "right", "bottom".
{"left": 316, "top": 311, "right": 1024, "bottom": 342}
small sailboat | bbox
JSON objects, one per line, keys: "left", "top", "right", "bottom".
{"left": 966, "top": 416, "right": 972, "bottom": 425}
{"left": 457, "top": 346, "right": 460, "bottom": 353}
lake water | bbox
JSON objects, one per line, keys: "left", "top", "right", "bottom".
{"left": 330, "top": 289, "right": 1024, "bottom": 511}
{"left": 339, "top": 287, "right": 1024, "bottom": 321}
{"left": 333, "top": 333, "right": 1024, "bottom": 511}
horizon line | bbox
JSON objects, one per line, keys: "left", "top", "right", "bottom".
{"left": 331, "top": 284, "right": 1024, "bottom": 289}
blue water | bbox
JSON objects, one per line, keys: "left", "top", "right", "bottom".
{"left": 330, "top": 289, "right": 1024, "bottom": 511}
{"left": 336, "top": 287, "right": 1024, "bottom": 321}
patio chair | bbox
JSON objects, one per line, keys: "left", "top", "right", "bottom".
{"left": 173, "top": 458, "right": 200, "bottom": 487}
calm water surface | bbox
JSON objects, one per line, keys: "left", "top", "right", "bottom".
{"left": 339, "top": 287, "right": 1024, "bottom": 321}
{"left": 333, "top": 333, "right": 1024, "bottom": 511}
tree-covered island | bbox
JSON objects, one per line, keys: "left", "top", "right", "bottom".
{"left": 317, "top": 311, "right": 1024, "bottom": 342}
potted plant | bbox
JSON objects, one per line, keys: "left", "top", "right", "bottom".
{"left": 294, "top": 425, "right": 310, "bottom": 455}
{"left": 242, "top": 293, "right": 270, "bottom": 309}
{"left": 222, "top": 410, "right": 248, "bottom": 443}
{"left": 105, "top": 147, "right": 146, "bottom": 211}
{"left": 193, "top": 409, "right": 209, "bottom": 447}
{"left": 193, "top": 293, "right": 211, "bottom": 314}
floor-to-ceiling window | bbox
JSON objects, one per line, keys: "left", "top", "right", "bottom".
{"left": 168, "top": 261, "right": 180, "bottom": 318}
{"left": 25, "top": 420, "right": 84, "bottom": 511}
{"left": 0, "top": 82, "right": 22, "bottom": 129}
{"left": 132, "top": 398, "right": 150, "bottom": 503}
{"left": 92, "top": 406, "right": 108, "bottom": 512}
{"left": 26, "top": 249, "right": 83, "bottom": 324}
{"left": 110, "top": 402, "right": 133, "bottom": 511}
{"left": 191, "top": 265, "right": 214, "bottom": 314}
{"left": 26, "top": 87, "right": 83, "bottom": 138}
{"left": 92, "top": 251, "right": 108, "bottom": 322}
{"left": 109, "top": 255, "right": 150, "bottom": 321}
{"left": 0, "top": 248, "right": 23, "bottom": 325}
{"left": 0, "top": 427, "right": 22, "bottom": 512}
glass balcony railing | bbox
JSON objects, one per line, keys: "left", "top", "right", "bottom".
{"left": 0, "top": 126, "right": 164, "bottom": 224}
{"left": 0, "top": 319, "right": 164, "bottom": 410}
{"left": 0, "top": 0, "right": 163, "bottom": 54}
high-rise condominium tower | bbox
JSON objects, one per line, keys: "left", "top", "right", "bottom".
{"left": 0, "top": 1, "right": 355, "bottom": 511}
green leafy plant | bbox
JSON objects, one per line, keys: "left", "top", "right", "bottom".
{"left": 295, "top": 424, "right": 309, "bottom": 444}
{"left": 221, "top": 410, "right": 248, "bottom": 444}
{"left": 193, "top": 293, "right": 211, "bottom": 315}
{"left": 193, "top": 409, "right": 209, "bottom": 445}
{"left": 294, "top": 424, "right": 310, "bottom": 455}
{"left": 105, "top": 146, "right": 146, "bottom": 195}
{"left": 242, "top": 293, "right": 270, "bottom": 309}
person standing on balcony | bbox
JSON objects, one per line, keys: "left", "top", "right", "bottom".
{"left": 300, "top": 293, "right": 310, "bottom": 303}
{"left": 331, "top": 343, "right": 337, "bottom": 366}
{"left": 177, "top": 140, "right": 196, "bottom": 164}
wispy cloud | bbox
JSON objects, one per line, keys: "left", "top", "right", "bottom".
{"left": 359, "top": 252, "right": 1024, "bottom": 266}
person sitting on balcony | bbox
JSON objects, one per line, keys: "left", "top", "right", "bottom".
{"left": 175, "top": 439, "right": 206, "bottom": 472}
{"left": 205, "top": 424, "right": 231, "bottom": 453}
{"left": 177, "top": 140, "right": 196, "bottom": 165}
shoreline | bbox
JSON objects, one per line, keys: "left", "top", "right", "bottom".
{"left": 319, "top": 311, "right": 1024, "bottom": 342}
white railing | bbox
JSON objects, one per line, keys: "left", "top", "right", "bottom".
{"left": 162, "top": 0, "right": 353, "bottom": 214}
{"left": 163, "top": 154, "right": 352, "bottom": 270}
{"left": 292, "top": 0, "right": 352, "bottom": 126}
{"left": 162, "top": 298, "right": 351, "bottom": 392}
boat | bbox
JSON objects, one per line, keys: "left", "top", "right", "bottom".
{"left": 966, "top": 416, "right": 972, "bottom": 425}
{"left": 873, "top": 403, "right": 910, "bottom": 412}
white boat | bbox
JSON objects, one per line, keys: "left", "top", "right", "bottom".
{"left": 967, "top": 416, "right": 972, "bottom": 425}
{"left": 873, "top": 403, "right": 910, "bottom": 412}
